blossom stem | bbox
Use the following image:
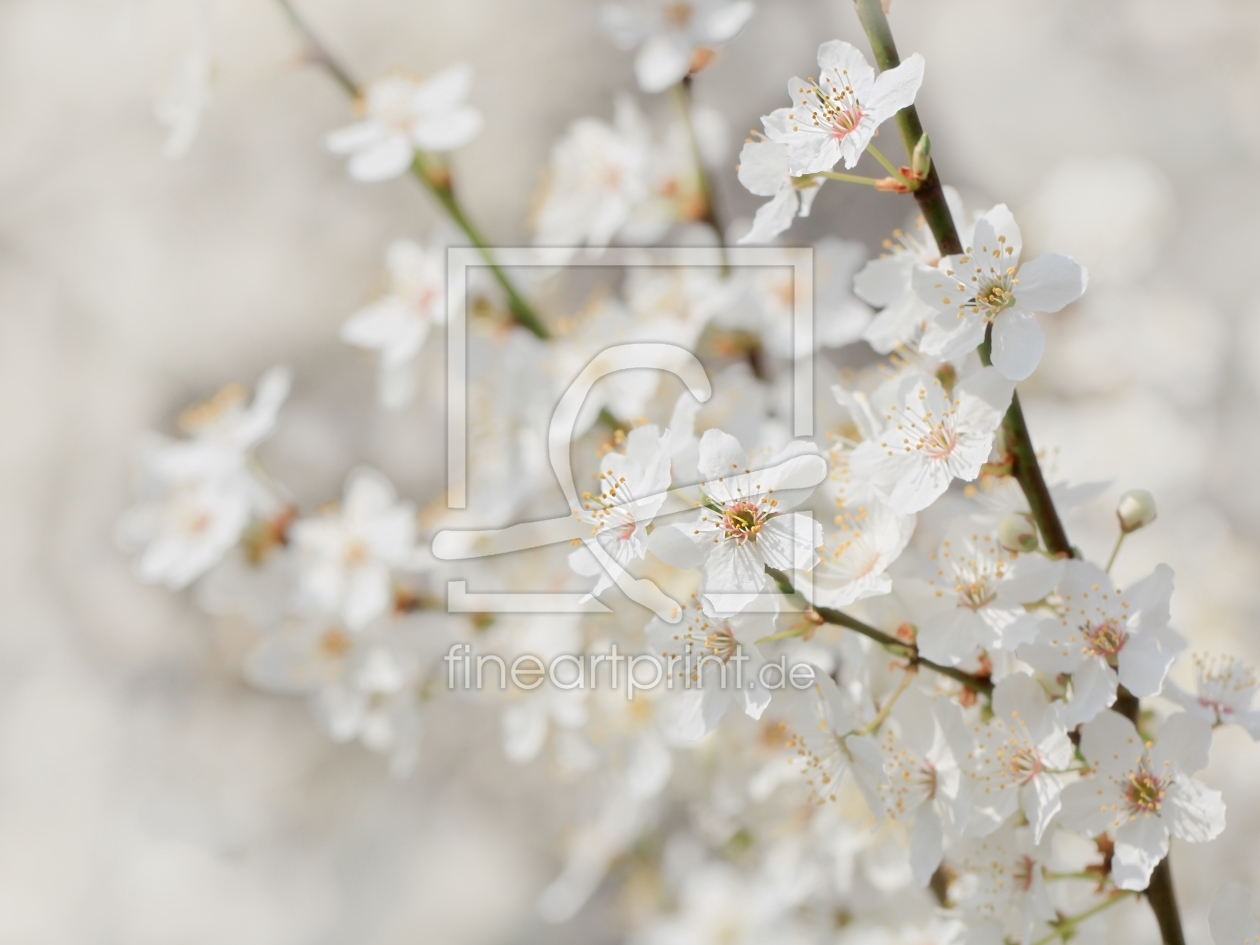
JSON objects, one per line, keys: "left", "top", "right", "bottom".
{"left": 852, "top": 0, "right": 959, "bottom": 254}
{"left": 809, "top": 171, "right": 881, "bottom": 187}
{"left": 1146, "top": 856, "right": 1187, "bottom": 945}
{"left": 1029, "top": 891, "right": 1135, "bottom": 945}
{"left": 671, "top": 78, "right": 729, "bottom": 273}
{"left": 765, "top": 567, "right": 994, "bottom": 697}
{"left": 856, "top": 666, "right": 917, "bottom": 735}
{"left": 866, "top": 144, "right": 911, "bottom": 187}
{"left": 1105, "top": 531, "right": 1126, "bottom": 573}
{"left": 853, "top": 0, "right": 1075, "bottom": 560}
{"left": 271, "top": 0, "right": 550, "bottom": 339}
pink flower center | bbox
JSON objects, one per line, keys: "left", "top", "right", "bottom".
{"left": 1082, "top": 618, "right": 1126, "bottom": 661}
{"left": 721, "top": 501, "right": 767, "bottom": 544}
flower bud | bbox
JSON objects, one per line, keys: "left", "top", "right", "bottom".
{"left": 1117, "top": 489, "right": 1157, "bottom": 533}
{"left": 998, "top": 513, "right": 1038, "bottom": 553}
{"left": 911, "top": 133, "right": 931, "bottom": 178}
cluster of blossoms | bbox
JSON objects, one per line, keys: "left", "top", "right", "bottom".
{"left": 128, "top": 2, "right": 1259, "bottom": 943}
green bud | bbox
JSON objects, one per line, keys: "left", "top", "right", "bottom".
{"left": 997, "top": 513, "right": 1039, "bottom": 554}
{"left": 911, "top": 134, "right": 931, "bottom": 178}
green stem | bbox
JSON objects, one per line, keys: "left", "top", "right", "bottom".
{"left": 811, "top": 171, "right": 881, "bottom": 186}
{"left": 672, "top": 77, "right": 729, "bottom": 273}
{"left": 1029, "top": 892, "right": 1134, "bottom": 945}
{"left": 766, "top": 567, "right": 993, "bottom": 697}
{"left": 273, "top": 0, "right": 549, "bottom": 339}
{"left": 866, "top": 143, "right": 911, "bottom": 186}
{"left": 1105, "top": 530, "right": 1125, "bottom": 573}
{"left": 856, "top": 666, "right": 917, "bottom": 735}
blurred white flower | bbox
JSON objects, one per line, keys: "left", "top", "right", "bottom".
{"left": 763, "top": 40, "right": 924, "bottom": 174}
{"left": 1167, "top": 654, "right": 1260, "bottom": 738}
{"left": 915, "top": 204, "right": 1088, "bottom": 381}
{"left": 118, "top": 366, "right": 291, "bottom": 588}
{"left": 290, "top": 467, "right": 426, "bottom": 630}
{"left": 601, "top": 0, "right": 754, "bottom": 93}
{"left": 533, "top": 95, "right": 652, "bottom": 253}
{"left": 951, "top": 824, "right": 1055, "bottom": 944}
{"left": 645, "top": 598, "right": 775, "bottom": 739}
{"left": 326, "top": 65, "right": 483, "bottom": 182}
{"left": 341, "top": 238, "right": 445, "bottom": 409}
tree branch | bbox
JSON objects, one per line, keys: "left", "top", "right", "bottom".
{"left": 852, "top": 0, "right": 1074, "bottom": 559}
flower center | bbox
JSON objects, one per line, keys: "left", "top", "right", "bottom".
{"left": 1082, "top": 618, "right": 1127, "bottom": 661}
{"left": 969, "top": 272, "right": 1018, "bottom": 319}
{"left": 319, "top": 629, "right": 352, "bottom": 659}
{"left": 1125, "top": 769, "right": 1166, "bottom": 815}
{"left": 702, "top": 626, "right": 739, "bottom": 662}
{"left": 921, "top": 421, "right": 959, "bottom": 460}
{"left": 1004, "top": 746, "right": 1042, "bottom": 783}
{"left": 663, "top": 2, "right": 692, "bottom": 27}
{"left": 722, "top": 501, "right": 766, "bottom": 543}
{"left": 1012, "top": 855, "right": 1037, "bottom": 892}
{"left": 957, "top": 578, "right": 996, "bottom": 611}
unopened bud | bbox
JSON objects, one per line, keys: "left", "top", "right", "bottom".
{"left": 1117, "top": 489, "right": 1157, "bottom": 533}
{"left": 911, "top": 134, "right": 931, "bottom": 178}
{"left": 997, "top": 513, "right": 1039, "bottom": 553}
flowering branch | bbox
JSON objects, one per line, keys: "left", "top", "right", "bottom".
{"left": 273, "top": 0, "right": 550, "bottom": 339}
{"left": 852, "top": 0, "right": 1073, "bottom": 559}
{"left": 766, "top": 567, "right": 994, "bottom": 697}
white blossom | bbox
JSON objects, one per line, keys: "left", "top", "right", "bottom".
{"left": 290, "top": 467, "right": 426, "bottom": 630}
{"left": 965, "top": 673, "right": 1074, "bottom": 843}
{"left": 1022, "top": 561, "right": 1182, "bottom": 727}
{"left": 601, "top": 0, "right": 754, "bottom": 93}
{"left": 1167, "top": 654, "right": 1260, "bottom": 739}
{"left": 118, "top": 366, "right": 292, "bottom": 588}
{"left": 914, "top": 204, "right": 1088, "bottom": 381}
{"left": 910, "top": 521, "right": 1062, "bottom": 667}
{"left": 645, "top": 597, "right": 776, "bottom": 739}
{"left": 1059, "top": 710, "right": 1225, "bottom": 890}
{"left": 847, "top": 366, "right": 1015, "bottom": 516}
{"left": 341, "top": 238, "right": 445, "bottom": 409}
{"left": 649, "top": 430, "right": 824, "bottom": 615}
{"left": 763, "top": 40, "right": 924, "bottom": 174}
{"left": 326, "top": 65, "right": 483, "bottom": 182}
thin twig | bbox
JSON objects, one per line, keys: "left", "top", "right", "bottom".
{"left": 273, "top": 0, "right": 549, "bottom": 339}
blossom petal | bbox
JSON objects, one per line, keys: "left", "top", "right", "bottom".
{"left": 758, "top": 513, "right": 822, "bottom": 572}
{"left": 412, "top": 106, "right": 484, "bottom": 151}
{"left": 325, "top": 120, "right": 385, "bottom": 154}
{"left": 736, "top": 139, "right": 789, "bottom": 197}
{"left": 347, "top": 135, "right": 415, "bottom": 182}
{"left": 1015, "top": 253, "right": 1088, "bottom": 313}
{"left": 1021, "top": 774, "right": 1062, "bottom": 845}
{"left": 1163, "top": 776, "right": 1226, "bottom": 843}
{"left": 738, "top": 187, "right": 799, "bottom": 245}
{"left": 1112, "top": 816, "right": 1170, "bottom": 891}
{"left": 634, "top": 31, "right": 693, "bottom": 93}
{"left": 868, "top": 52, "right": 925, "bottom": 124}
{"left": 695, "top": 0, "right": 754, "bottom": 44}
{"left": 909, "top": 807, "right": 944, "bottom": 887}
{"left": 1150, "top": 711, "right": 1213, "bottom": 774}
{"left": 990, "top": 307, "right": 1045, "bottom": 381}
{"left": 1061, "top": 656, "right": 1118, "bottom": 728}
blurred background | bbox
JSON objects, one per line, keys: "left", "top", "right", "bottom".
{"left": 2, "top": 0, "right": 1259, "bottom": 941}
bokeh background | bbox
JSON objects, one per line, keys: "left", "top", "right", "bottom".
{"left": 2, "top": 0, "right": 1259, "bottom": 941}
